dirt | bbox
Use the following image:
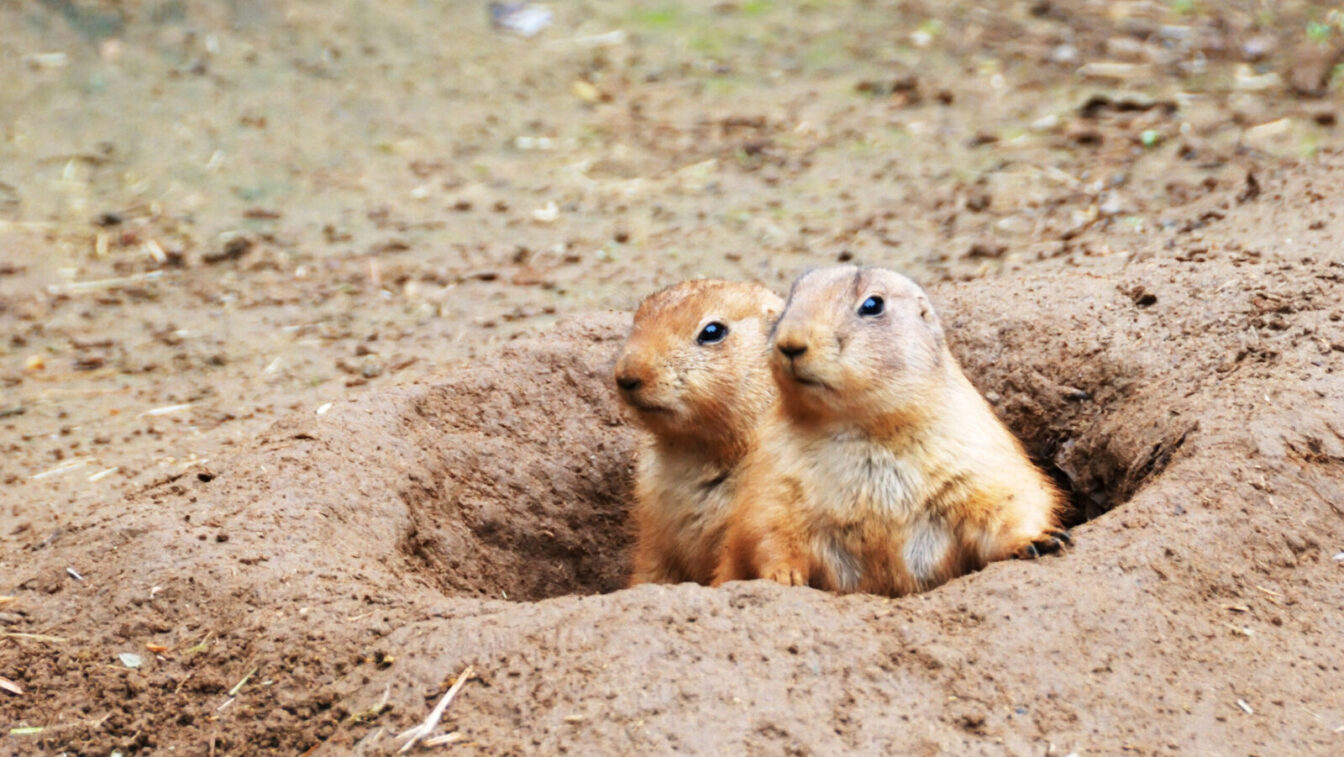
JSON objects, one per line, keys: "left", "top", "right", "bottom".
{"left": 2, "top": 1, "right": 1344, "bottom": 754}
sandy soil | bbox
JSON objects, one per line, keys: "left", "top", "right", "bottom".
{"left": 2, "top": 1, "right": 1343, "bottom": 754}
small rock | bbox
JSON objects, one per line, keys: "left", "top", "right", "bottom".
{"left": 1030, "top": 113, "right": 1060, "bottom": 132}
{"left": 532, "top": 202, "right": 559, "bottom": 223}
{"left": 1285, "top": 43, "right": 1342, "bottom": 97}
{"left": 490, "top": 2, "right": 552, "bottom": 37}
{"left": 1128, "top": 285, "right": 1157, "bottom": 308}
{"left": 118, "top": 653, "right": 142, "bottom": 669}
{"left": 1243, "top": 117, "right": 1293, "bottom": 147}
{"left": 1241, "top": 34, "right": 1277, "bottom": 61}
{"left": 1048, "top": 44, "right": 1078, "bottom": 65}
{"left": 1077, "top": 61, "right": 1148, "bottom": 80}
{"left": 24, "top": 52, "right": 68, "bottom": 69}
{"left": 571, "top": 80, "right": 603, "bottom": 104}
{"left": 1099, "top": 192, "right": 1134, "bottom": 217}
{"left": 1059, "top": 386, "right": 1090, "bottom": 401}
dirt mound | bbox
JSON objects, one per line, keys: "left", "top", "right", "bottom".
{"left": 395, "top": 313, "right": 636, "bottom": 601}
{"left": 4, "top": 250, "right": 1343, "bottom": 753}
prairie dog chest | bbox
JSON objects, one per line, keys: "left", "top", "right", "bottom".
{"left": 794, "top": 433, "right": 928, "bottom": 525}
{"left": 643, "top": 452, "right": 736, "bottom": 534}
{"left": 793, "top": 433, "right": 954, "bottom": 592}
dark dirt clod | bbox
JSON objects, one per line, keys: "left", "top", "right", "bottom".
{"left": 201, "top": 236, "right": 254, "bottom": 265}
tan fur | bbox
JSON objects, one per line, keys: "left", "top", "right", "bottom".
{"left": 714, "top": 265, "right": 1066, "bottom": 596}
{"left": 614, "top": 279, "right": 784, "bottom": 586}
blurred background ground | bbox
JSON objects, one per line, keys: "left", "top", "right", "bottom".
{"left": 2, "top": 0, "right": 1342, "bottom": 594}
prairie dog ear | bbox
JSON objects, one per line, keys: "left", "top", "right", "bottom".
{"left": 913, "top": 292, "right": 938, "bottom": 322}
{"left": 916, "top": 293, "right": 947, "bottom": 343}
{"left": 757, "top": 302, "right": 783, "bottom": 334}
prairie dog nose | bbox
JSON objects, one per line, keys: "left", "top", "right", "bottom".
{"left": 616, "top": 374, "right": 643, "bottom": 392}
{"left": 776, "top": 341, "right": 807, "bottom": 359}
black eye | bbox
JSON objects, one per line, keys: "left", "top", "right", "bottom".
{"left": 858, "top": 296, "right": 884, "bottom": 317}
{"left": 697, "top": 322, "right": 728, "bottom": 345}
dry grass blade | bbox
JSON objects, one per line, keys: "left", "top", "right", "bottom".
{"left": 0, "top": 676, "right": 23, "bottom": 695}
{"left": 139, "top": 403, "right": 194, "bottom": 418}
{"left": 398, "top": 665, "right": 475, "bottom": 754}
{"left": 227, "top": 666, "right": 258, "bottom": 697}
{"left": 31, "top": 460, "right": 90, "bottom": 480}
{"left": 1, "top": 632, "right": 68, "bottom": 643}
{"left": 423, "top": 732, "right": 461, "bottom": 747}
{"left": 87, "top": 466, "right": 120, "bottom": 482}
{"left": 46, "top": 270, "right": 163, "bottom": 294}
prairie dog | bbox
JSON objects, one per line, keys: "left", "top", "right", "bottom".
{"left": 614, "top": 279, "right": 784, "bottom": 586}
{"left": 715, "top": 265, "right": 1067, "bottom": 595}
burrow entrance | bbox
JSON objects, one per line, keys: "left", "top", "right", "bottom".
{"left": 388, "top": 319, "right": 1187, "bottom": 603}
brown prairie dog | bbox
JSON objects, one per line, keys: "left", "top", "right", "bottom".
{"left": 614, "top": 279, "right": 784, "bottom": 586}
{"left": 715, "top": 265, "right": 1068, "bottom": 596}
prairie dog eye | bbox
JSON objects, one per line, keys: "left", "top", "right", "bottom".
{"left": 697, "top": 322, "right": 728, "bottom": 344}
{"left": 858, "top": 296, "right": 885, "bottom": 317}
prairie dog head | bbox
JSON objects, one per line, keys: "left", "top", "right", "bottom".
{"left": 771, "top": 266, "right": 948, "bottom": 429}
{"left": 614, "top": 279, "right": 783, "bottom": 450}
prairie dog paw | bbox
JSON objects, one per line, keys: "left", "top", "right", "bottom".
{"left": 763, "top": 565, "right": 809, "bottom": 586}
{"left": 1012, "top": 528, "right": 1072, "bottom": 560}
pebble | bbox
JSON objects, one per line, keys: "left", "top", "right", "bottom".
{"left": 1241, "top": 35, "right": 1277, "bottom": 61}
{"left": 490, "top": 2, "right": 553, "bottom": 38}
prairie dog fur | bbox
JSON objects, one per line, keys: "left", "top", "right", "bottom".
{"left": 715, "top": 265, "right": 1067, "bottom": 595}
{"left": 615, "top": 279, "right": 784, "bottom": 586}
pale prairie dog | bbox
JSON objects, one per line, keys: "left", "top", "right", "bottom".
{"left": 614, "top": 279, "right": 784, "bottom": 586}
{"left": 714, "top": 265, "right": 1068, "bottom": 596}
